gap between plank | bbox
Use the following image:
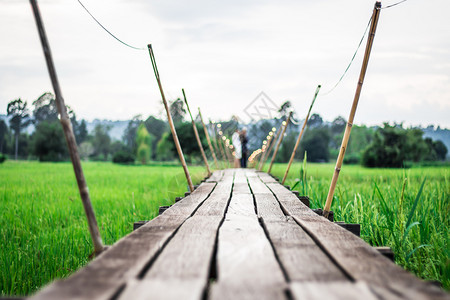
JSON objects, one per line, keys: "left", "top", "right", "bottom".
{"left": 131, "top": 181, "right": 219, "bottom": 281}
{"left": 257, "top": 173, "right": 355, "bottom": 283}
{"left": 203, "top": 171, "right": 236, "bottom": 300}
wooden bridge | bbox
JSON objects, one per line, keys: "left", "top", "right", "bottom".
{"left": 30, "top": 169, "right": 448, "bottom": 300}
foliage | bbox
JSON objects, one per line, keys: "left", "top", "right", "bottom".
{"left": 0, "top": 153, "right": 6, "bottom": 163}
{"left": 169, "top": 98, "right": 186, "bottom": 124}
{"left": 362, "top": 124, "right": 448, "bottom": 168}
{"left": 122, "top": 115, "right": 142, "bottom": 153}
{"left": 156, "top": 132, "right": 175, "bottom": 161}
{"left": 157, "top": 122, "right": 208, "bottom": 162}
{"left": 112, "top": 150, "right": 135, "bottom": 164}
{"left": 92, "top": 124, "right": 111, "bottom": 161}
{"left": 75, "top": 120, "right": 88, "bottom": 145}
{"left": 7, "top": 98, "right": 32, "bottom": 160}
{"left": 270, "top": 163, "right": 449, "bottom": 290}
{"left": 0, "top": 120, "right": 8, "bottom": 153}
{"left": 78, "top": 142, "right": 94, "bottom": 160}
{"left": 0, "top": 161, "right": 207, "bottom": 296}
{"left": 299, "top": 127, "right": 330, "bottom": 162}
{"left": 144, "top": 116, "right": 168, "bottom": 159}
{"left": 136, "top": 123, "right": 153, "bottom": 164}
{"left": 31, "top": 121, "right": 68, "bottom": 162}
{"left": 32, "top": 92, "right": 58, "bottom": 124}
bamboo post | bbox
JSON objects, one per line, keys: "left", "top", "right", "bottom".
{"left": 281, "top": 85, "right": 321, "bottom": 185}
{"left": 256, "top": 138, "right": 268, "bottom": 168}
{"left": 215, "top": 125, "right": 227, "bottom": 166}
{"left": 182, "top": 89, "right": 211, "bottom": 176}
{"left": 268, "top": 112, "right": 292, "bottom": 173}
{"left": 30, "top": 0, "right": 104, "bottom": 255}
{"left": 259, "top": 127, "right": 279, "bottom": 171}
{"left": 198, "top": 109, "right": 219, "bottom": 169}
{"left": 223, "top": 137, "right": 233, "bottom": 163}
{"left": 212, "top": 122, "right": 226, "bottom": 168}
{"left": 258, "top": 131, "right": 272, "bottom": 171}
{"left": 147, "top": 45, "right": 194, "bottom": 192}
{"left": 323, "top": 2, "right": 381, "bottom": 218}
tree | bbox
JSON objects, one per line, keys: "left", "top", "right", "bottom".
{"left": 136, "top": 123, "right": 153, "bottom": 164}
{"left": 307, "top": 113, "right": 323, "bottom": 128}
{"left": 31, "top": 121, "right": 68, "bottom": 161}
{"left": 0, "top": 120, "right": 7, "bottom": 153}
{"left": 169, "top": 98, "right": 186, "bottom": 124}
{"left": 299, "top": 127, "right": 330, "bottom": 162}
{"left": 331, "top": 116, "right": 346, "bottom": 135}
{"left": 122, "top": 115, "right": 142, "bottom": 152}
{"left": 32, "top": 92, "right": 58, "bottom": 124}
{"left": 278, "top": 100, "right": 292, "bottom": 117}
{"left": 92, "top": 124, "right": 111, "bottom": 160}
{"left": 156, "top": 131, "right": 175, "bottom": 161}
{"left": 433, "top": 140, "right": 448, "bottom": 160}
{"left": 79, "top": 141, "right": 94, "bottom": 160}
{"left": 75, "top": 119, "right": 88, "bottom": 144}
{"left": 7, "top": 98, "right": 31, "bottom": 160}
{"left": 144, "top": 116, "right": 168, "bottom": 159}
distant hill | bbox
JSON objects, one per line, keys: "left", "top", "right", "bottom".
{"left": 85, "top": 119, "right": 128, "bottom": 141}
{"left": 422, "top": 126, "right": 450, "bottom": 157}
{"left": 0, "top": 115, "right": 128, "bottom": 141}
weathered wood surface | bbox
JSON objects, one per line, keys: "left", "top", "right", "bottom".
{"left": 31, "top": 169, "right": 449, "bottom": 300}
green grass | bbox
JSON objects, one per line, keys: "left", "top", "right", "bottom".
{"left": 0, "top": 161, "right": 207, "bottom": 296}
{"left": 267, "top": 162, "right": 449, "bottom": 290}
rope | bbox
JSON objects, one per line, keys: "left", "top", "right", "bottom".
{"left": 382, "top": 0, "right": 408, "bottom": 9}
{"left": 76, "top": 0, "right": 145, "bottom": 50}
{"left": 321, "top": 16, "right": 372, "bottom": 96}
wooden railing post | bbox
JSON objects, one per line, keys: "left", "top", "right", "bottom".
{"left": 182, "top": 89, "right": 211, "bottom": 176}
{"left": 268, "top": 112, "right": 292, "bottom": 173}
{"left": 147, "top": 45, "right": 194, "bottom": 192}
{"left": 323, "top": 2, "right": 381, "bottom": 218}
{"left": 30, "top": 0, "right": 104, "bottom": 255}
{"left": 198, "top": 109, "right": 219, "bottom": 169}
{"left": 281, "top": 85, "right": 321, "bottom": 184}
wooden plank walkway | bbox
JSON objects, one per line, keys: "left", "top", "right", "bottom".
{"left": 31, "top": 169, "right": 448, "bottom": 300}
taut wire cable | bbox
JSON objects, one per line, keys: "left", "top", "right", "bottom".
{"left": 76, "top": 0, "right": 145, "bottom": 50}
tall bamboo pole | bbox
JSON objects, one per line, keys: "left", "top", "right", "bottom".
{"left": 258, "top": 134, "right": 271, "bottom": 171}
{"left": 198, "top": 109, "right": 219, "bottom": 169}
{"left": 259, "top": 127, "right": 279, "bottom": 171}
{"left": 323, "top": 2, "right": 381, "bottom": 218}
{"left": 268, "top": 112, "right": 292, "bottom": 173}
{"left": 281, "top": 85, "right": 321, "bottom": 185}
{"left": 182, "top": 89, "right": 211, "bottom": 176}
{"left": 211, "top": 122, "right": 226, "bottom": 168}
{"left": 147, "top": 45, "right": 194, "bottom": 192}
{"left": 30, "top": 0, "right": 104, "bottom": 255}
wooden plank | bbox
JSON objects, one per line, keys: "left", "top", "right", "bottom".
{"left": 265, "top": 183, "right": 449, "bottom": 300}
{"left": 263, "top": 217, "right": 347, "bottom": 282}
{"left": 290, "top": 282, "right": 379, "bottom": 300}
{"left": 247, "top": 176, "right": 272, "bottom": 194}
{"left": 121, "top": 278, "right": 205, "bottom": 300}
{"left": 119, "top": 216, "right": 222, "bottom": 299}
{"left": 195, "top": 184, "right": 232, "bottom": 216}
{"left": 233, "top": 182, "right": 251, "bottom": 194}
{"left": 266, "top": 182, "right": 294, "bottom": 195}
{"left": 254, "top": 193, "right": 285, "bottom": 222}
{"left": 206, "top": 170, "right": 224, "bottom": 182}
{"left": 31, "top": 182, "right": 216, "bottom": 300}
{"left": 258, "top": 172, "right": 278, "bottom": 183}
{"left": 210, "top": 193, "right": 287, "bottom": 300}
{"left": 163, "top": 182, "right": 217, "bottom": 217}
{"left": 254, "top": 192, "right": 346, "bottom": 282}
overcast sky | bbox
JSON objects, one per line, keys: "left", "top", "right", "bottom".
{"left": 1, "top": 0, "right": 449, "bottom": 127}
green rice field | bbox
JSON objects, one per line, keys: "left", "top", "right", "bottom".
{"left": 269, "top": 162, "right": 449, "bottom": 291}
{"left": 0, "top": 161, "right": 207, "bottom": 296}
{"left": 1, "top": 161, "right": 449, "bottom": 296}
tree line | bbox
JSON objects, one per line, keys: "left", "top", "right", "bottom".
{"left": 1, "top": 95, "right": 447, "bottom": 168}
